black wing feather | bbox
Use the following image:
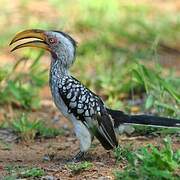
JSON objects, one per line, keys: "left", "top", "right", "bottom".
{"left": 96, "top": 112, "right": 118, "bottom": 149}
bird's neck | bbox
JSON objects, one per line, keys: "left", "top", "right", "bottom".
{"left": 50, "top": 57, "right": 70, "bottom": 82}
{"left": 50, "top": 47, "right": 75, "bottom": 77}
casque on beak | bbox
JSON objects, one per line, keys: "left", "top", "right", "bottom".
{"left": 9, "top": 29, "right": 51, "bottom": 52}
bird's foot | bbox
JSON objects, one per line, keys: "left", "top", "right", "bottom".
{"left": 73, "top": 151, "right": 85, "bottom": 162}
{"left": 67, "top": 151, "right": 86, "bottom": 163}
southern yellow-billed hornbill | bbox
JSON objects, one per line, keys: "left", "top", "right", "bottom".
{"left": 10, "top": 29, "right": 180, "bottom": 161}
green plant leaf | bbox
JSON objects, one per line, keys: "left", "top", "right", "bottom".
{"left": 145, "top": 94, "right": 154, "bottom": 109}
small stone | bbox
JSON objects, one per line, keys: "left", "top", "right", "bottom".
{"left": 43, "top": 154, "right": 51, "bottom": 161}
{"left": 98, "top": 176, "right": 112, "bottom": 180}
{"left": 41, "top": 175, "right": 56, "bottom": 180}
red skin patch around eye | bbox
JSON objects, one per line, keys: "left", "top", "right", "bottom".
{"left": 49, "top": 38, "right": 58, "bottom": 44}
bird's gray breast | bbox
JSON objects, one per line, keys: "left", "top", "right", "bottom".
{"left": 49, "top": 75, "right": 70, "bottom": 118}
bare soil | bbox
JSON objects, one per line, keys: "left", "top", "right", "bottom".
{"left": 0, "top": 101, "right": 179, "bottom": 179}
{"left": 0, "top": 132, "right": 179, "bottom": 179}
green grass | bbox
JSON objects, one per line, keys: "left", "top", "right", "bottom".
{"left": 114, "top": 144, "right": 134, "bottom": 163}
{"left": 132, "top": 125, "right": 180, "bottom": 137}
{"left": 132, "top": 63, "right": 180, "bottom": 117}
{"left": 67, "top": 161, "right": 93, "bottom": 174}
{"left": 114, "top": 137, "right": 180, "bottom": 180}
{"left": 1, "top": 113, "right": 64, "bottom": 142}
{"left": 4, "top": 165, "right": 45, "bottom": 179}
{"left": 0, "top": 51, "right": 48, "bottom": 109}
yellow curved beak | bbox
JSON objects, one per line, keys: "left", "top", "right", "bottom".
{"left": 9, "top": 29, "right": 51, "bottom": 52}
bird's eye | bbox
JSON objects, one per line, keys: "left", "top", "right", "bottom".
{"left": 48, "top": 38, "right": 57, "bottom": 44}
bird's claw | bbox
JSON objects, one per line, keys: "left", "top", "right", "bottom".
{"left": 67, "top": 151, "right": 85, "bottom": 163}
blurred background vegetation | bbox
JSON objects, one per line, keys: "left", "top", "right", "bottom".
{"left": 0, "top": 0, "right": 179, "bottom": 136}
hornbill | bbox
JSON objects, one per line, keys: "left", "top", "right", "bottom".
{"left": 10, "top": 29, "right": 180, "bottom": 162}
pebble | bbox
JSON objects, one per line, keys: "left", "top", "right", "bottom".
{"left": 43, "top": 154, "right": 51, "bottom": 161}
{"left": 98, "top": 176, "right": 112, "bottom": 180}
{"left": 41, "top": 175, "right": 56, "bottom": 180}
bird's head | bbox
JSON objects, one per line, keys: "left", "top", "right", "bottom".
{"left": 10, "top": 29, "right": 77, "bottom": 68}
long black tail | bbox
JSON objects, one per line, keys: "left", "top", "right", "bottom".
{"left": 107, "top": 109, "right": 180, "bottom": 128}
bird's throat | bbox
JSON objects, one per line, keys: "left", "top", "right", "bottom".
{"left": 51, "top": 51, "right": 58, "bottom": 59}
{"left": 49, "top": 51, "right": 74, "bottom": 86}
{"left": 50, "top": 58, "right": 69, "bottom": 81}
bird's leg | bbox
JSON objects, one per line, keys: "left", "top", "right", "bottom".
{"left": 68, "top": 120, "right": 91, "bottom": 163}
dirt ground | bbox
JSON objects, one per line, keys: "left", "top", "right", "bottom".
{"left": 0, "top": 99, "right": 179, "bottom": 179}
{"left": 0, "top": 133, "right": 179, "bottom": 179}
